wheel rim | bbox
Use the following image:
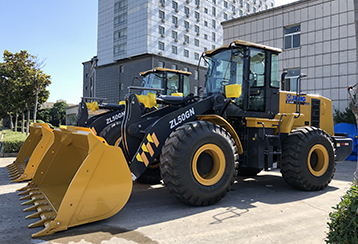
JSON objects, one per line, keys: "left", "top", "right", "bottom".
{"left": 307, "top": 144, "right": 329, "bottom": 177}
{"left": 192, "top": 144, "right": 225, "bottom": 186}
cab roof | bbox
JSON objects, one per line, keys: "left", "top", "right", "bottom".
{"left": 204, "top": 40, "right": 282, "bottom": 56}
{"left": 140, "top": 67, "right": 192, "bottom": 77}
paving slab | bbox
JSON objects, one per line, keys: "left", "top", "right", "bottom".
{"left": 0, "top": 157, "right": 356, "bottom": 244}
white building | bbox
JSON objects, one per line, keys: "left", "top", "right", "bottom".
{"left": 84, "top": 0, "right": 275, "bottom": 102}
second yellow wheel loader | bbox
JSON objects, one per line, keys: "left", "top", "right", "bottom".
{"left": 17, "top": 40, "right": 352, "bottom": 237}
{"left": 7, "top": 67, "right": 191, "bottom": 183}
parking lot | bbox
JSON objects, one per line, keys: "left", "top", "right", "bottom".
{"left": 0, "top": 156, "right": 356, "bottom": 244}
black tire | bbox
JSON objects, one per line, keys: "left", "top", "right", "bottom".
{"left": 281, "top": 127, "right": 336, "bottom": 191}
{"left": 160, "top": 121, "right": 238, "bottom": 206}
{"left": 100, "top": 121, "right": 162, "bottom": 184}
{"left": 99, "top": 121, "right": 122, "bottom": 146}
{"left": 237, "top": 167, "right": 262, "bottom": 177}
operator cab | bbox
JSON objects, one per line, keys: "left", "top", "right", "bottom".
{"left": 140, "top": 67, "right": 191, "bottom": 97}
{"left": 203, "top": 40, "right": 282, "bottom": 118}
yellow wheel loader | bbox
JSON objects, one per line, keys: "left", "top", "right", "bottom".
{"left": 17, "top": 40, "right": 352, "bottom": 237}
{"left": 6, "top": 68, "right": 191, "bottom": 183}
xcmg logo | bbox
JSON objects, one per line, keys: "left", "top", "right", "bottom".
{"left": 286, "top": 94, "right": 309, "bottom": 105}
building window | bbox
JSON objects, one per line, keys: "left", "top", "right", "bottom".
{"left": 204, "top": 8, "right": 208, "bottom": 14}
{"left": 195, "top": 39, "right": 199, "bottom": 46}
{"left": 204, "top": 21, "right": 208, "bottom": 27}
{"left": 240, "top": 10, "right": 243, "bottom": 16}
{"left": 284, "top": 25, "right": 301, "bottom": 50}
{"left": 184, "top": 35, "right": 189, "bottom": 44}
{"left": 114, "top": 13, "right": 127, "bottom": 26}
{"left": 160, "top": 0, "right": 165, "bottom": 4}
{"left": 119, "top": 65, "right": 124, "bottom": 73}
{"left": 204, "top": 47, "right": 207, "bottom": 52}
{"left": 172, "top": 16, "right": 178, "bottom": 26}
{"left": 204, "top": 34, "right": 208, "bottom": 40}
{"left": 114, "top": 28, "right": 127, "bottom": 40}
{"left": 172, "top": 30, "right": 178, "bottom": 40}
{"left": 184, "top": 21, "right": 189, "bottom": 29}
{"left": 253, "top": 7, "right": 256, "bottom": 13}
{"left": 172, "top": 64, "right": 178, "bottom": 70}
{"left": 172, "top": 1, "right": 178, "bottom": 11}
{"left": 212, "top": 32, "right": 216, "bottom": 42}
{"left": 212, "top": 20, "right": 216, "bottom": 29}
{"left": 159, "top": 10, "right": 165, "bottom": 20}
{"left": 212, "top": 45, "right": 215, "bottom": 49}
{"left": 158, "top": 41, "right": 165, "bottom": 50}
{"left": 224, "top": 1, "right": 228, "bottom": 8}
{"left": 195, "top": 52, "right": 199, "bottom": 60}
{"left": 195, "top": 0, "right": 200, "bottom": 6}
{"left": 212, "top": 7, "right": 216, "bottom": 16}
{"left": 195, "top": 25, "right": 200, "bottom": 33}
{"left": 232, "top": 5, "right": 235, "bottom": 13}
{"left": 184, "top": 67, "right": 189, "bottom": 72}
{"left": 114, "top": 0, "right": 127, "bottom": 11}
{"left": 213, "top": 0, "right": 216, "bottom": 4}
{"left": 159, "top": 26, "right": 165, "bottom": 35}
{"left": 195, "top": 11, "right": 200, "bottom": 20}
{"left": 224, "top": 13, "right": 228, "bottom": 20}
{"left": 158, "top": 61, "right": 165, "bottom": 68}
{"left": 194, "top": 70, "right": 199, "bottom": 79}
{"left": 114, "top": 43, "right": 127, "bottom": 55}
{"left": 184, "top": 49, "right": 189, "bottom": 57}
{"left": 185, "top": 6, "right": 189, "bottom": 16}
{"left": 172, "top": 45, "right": 178, "bottom": 54}
{"left": 246, "top": 3, "right": 250, "bottom": 12}
{"left": 239, "top": 0, "right": 243, "bottom": 6}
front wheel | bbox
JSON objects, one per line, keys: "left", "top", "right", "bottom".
{"left": 281, "top": 127, "right": 336, "bottom": 191}
{"left": 160, "top": 121, "right": 237, "bottom": 206}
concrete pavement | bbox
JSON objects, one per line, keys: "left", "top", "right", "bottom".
{"left": 0, "top": 156, "right": 356, "bottom": 244}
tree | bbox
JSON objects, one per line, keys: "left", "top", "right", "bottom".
{"left": 0, "top": 50, "right": 51, "bottom": 134}
{"left": 51, "top": 101, "right": 68, "bottom": 126}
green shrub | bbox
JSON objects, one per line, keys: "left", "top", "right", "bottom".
{"left": 1, "top": 129, "right": 27, "bottom": 153}
{"left": 3, "top": 140, "right": 24, "bottom": 153}
{"left": 334, "top": 107, "right": 357, "bottom": 125}
{"left": 326, "top": 181, "right": 358, "bottom": 243}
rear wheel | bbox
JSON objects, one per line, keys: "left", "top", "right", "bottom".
{"left": 160, "top": 121, "right": 237, "bottom": 206}
{"left": 281, "top": 127, "right": 335, "bottom": 191}
{"left": 99, "top": 121, "right": 122, "bottom": 146}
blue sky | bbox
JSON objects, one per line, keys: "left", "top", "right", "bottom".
{"left": 0, "top": 0, "right": 295, "bottom": 105}
{"left": 0, "top": 1, "right": 97, "bottom": 104}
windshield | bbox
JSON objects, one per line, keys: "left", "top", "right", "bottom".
{"left": 141, "top": 72, "right": 165, "bottom": 95}
{"left": 205, "top": 48, "right": 244, "bottom": 95}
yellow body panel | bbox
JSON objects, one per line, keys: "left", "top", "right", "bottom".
{"left": 244, "top": 91, "right": 334, "bottom": 136}
{"left": 11, "top": 124, "right": 54, "bottom": 182}
{"left": 278, "top": 91, "right": 334, "bottom": 135}
{"left": 7, "top": 123, "right": 49, "bottom": 181}
{"left": 17, "top": 126, "right": 132, "bottom": 237}
{"left": 198, "top": 114, "right": 243, "bottom": 154}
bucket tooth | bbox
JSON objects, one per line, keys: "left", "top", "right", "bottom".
{"left": 17, "top": 183, "right": 37, "bottom": 192}
{"left": 19, "top": 192, "right": 43, "bottom": 201}
{"left": 23, "top": 202, "right": 48, "bottom": 212}
{"left": 28, "top": 216, "right": 55, "bottom": 228}
{"left": 25, "top": 208, "right": 53, "bottom": 219}
{"left": 17, "top": 187, "right": 37, "bottom": 195}
{"left": 10, "top": 174, "right": 21, "bottom": 180}
{"left": 22, "top": 197, "right": 45, "bottom": 206}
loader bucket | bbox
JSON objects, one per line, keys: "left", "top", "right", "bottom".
{"left": 10, "top": 123, "right": 54, "bottom": 183}
{"left": 17, "top": 126, "right": 133, "bottom": 238}
{"left": 7, "top": 123, "right": 51, "bottom": 181}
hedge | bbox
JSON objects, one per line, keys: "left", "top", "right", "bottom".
{"left": 1, "top": 129, "right": 27, "bottom": 153}
{"left": 326, "top": 181, "right": 358, "bottom": 243}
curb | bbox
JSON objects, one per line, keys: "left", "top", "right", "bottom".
{"left": 0, "top": 152, "right": 18, "bottom": 157}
